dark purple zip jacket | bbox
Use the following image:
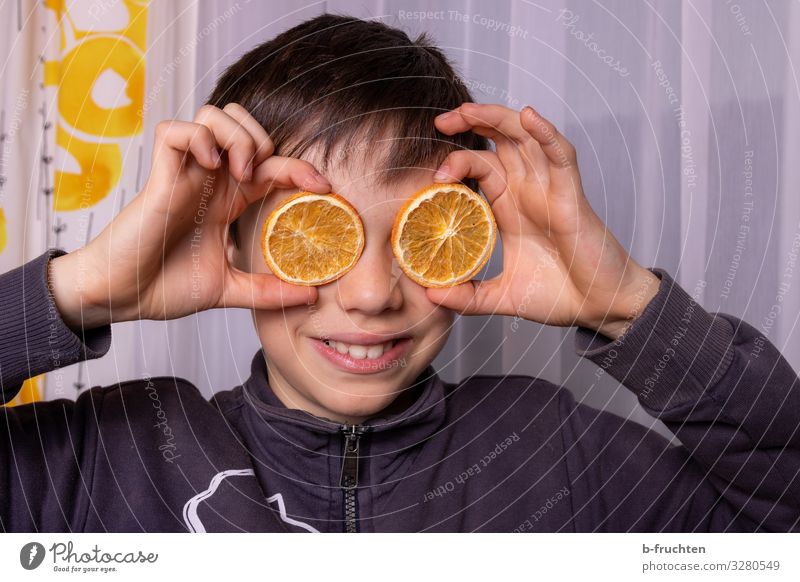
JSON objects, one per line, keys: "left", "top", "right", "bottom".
{"left": 1, "top": 248, "right": 799, "bottom": 532}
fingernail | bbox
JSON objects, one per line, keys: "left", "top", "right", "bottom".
{"left": 523, "top": 105, "right": 537, "bottom": 117}
{"left": 243, "top": 161, "right": 253, "bottom": 182}
{"left": 434, "top": 165, "right": 450, "bottom": 181}
{"left": 436, "top": 111, "right": 455, "bottom": 121}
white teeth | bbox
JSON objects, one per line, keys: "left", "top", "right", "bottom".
{"left": 348, "top": 345, "right": 368, "bottom": 359}
{"left": 366, "top": 345, "right": 384, "bottom": 359}
{"left": 323, "top": 339, "right": 397, "bottom": 359}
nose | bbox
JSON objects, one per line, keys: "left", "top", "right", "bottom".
{"left": 332, "top": 237, "right": 404, "bottom": 315}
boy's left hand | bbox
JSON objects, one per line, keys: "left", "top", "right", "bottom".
{"left": 428, "top": 103, "right": 660, "bottom": 340}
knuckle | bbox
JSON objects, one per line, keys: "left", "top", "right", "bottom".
{"left": 261, "top": 134, "right": 275, "bottom": 154}
{"left": 196, "top": 124, "right": 215, "bottom": 144}
{"left": 291, "top": 157, "right": 311, "bottom": 172}
{"left": 439, "top": 150, "right": 459, "bottom": 165}
{"left": 195, "top": 103, "right": 219, "bottom": 122}
{"left": 222, "top": 102, "right": 245, "bottom": 115}
{"left": 154, "top": 120, "right": 171, "bottom": 139}
{"left": 182, "top": 121, "right": 208, "bottom": 143}
{"left": 457, "top": 102, "right": 477, "bottom": 117}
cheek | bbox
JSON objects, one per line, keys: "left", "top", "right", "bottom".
{"left": 401, "top": 279, "right": 455, "bottom": 326}
{"left": 252, "top": 308, "right": 302, "bottom": 349}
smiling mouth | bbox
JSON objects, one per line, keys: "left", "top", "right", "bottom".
{"left": 311, "top": 336, "right": 413, "bottom": 373}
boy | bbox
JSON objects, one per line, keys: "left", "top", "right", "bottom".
{"left": 1, "top": 14, "right": 798, "bottom": 533}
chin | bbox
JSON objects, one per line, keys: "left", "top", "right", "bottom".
{"left": 313, "top": 380, "right": 404, "bottom": 424}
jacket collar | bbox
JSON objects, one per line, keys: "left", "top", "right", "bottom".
{"left": 239, "top": 349, "right": 449, "bottom": 447}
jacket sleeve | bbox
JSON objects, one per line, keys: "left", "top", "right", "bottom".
{"left": 0, "top": 248, "right": 111, "bottom": 403}
{"left": 564, "top": 267, "right": 800, "bottom": 532}
{"left": 0, "top": 249, "right": 112, "bottom": 531}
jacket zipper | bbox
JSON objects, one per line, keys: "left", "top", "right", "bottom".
{"left": 340, "top": 423, "right": 366, "bottom": 533}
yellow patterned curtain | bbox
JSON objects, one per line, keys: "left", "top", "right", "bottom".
{"left": 2, "top": 0, "right": 149, "bottom": 406}
{"left": 45, "top": 0, "right": 147, "bottom": 211}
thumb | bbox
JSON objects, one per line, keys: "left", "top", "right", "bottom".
{"left": 222, "top": 268, "right": 318, "bottom": 310}
{"left": 425, "top": 279, "right": 485, "bottom": 315}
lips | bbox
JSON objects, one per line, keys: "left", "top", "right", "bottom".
{"left": 310, "top": 337, "right": 412, "bottom": 374}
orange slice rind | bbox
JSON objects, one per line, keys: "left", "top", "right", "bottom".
{"left": 391, "top": 183, "right": 497, "bottom": 288}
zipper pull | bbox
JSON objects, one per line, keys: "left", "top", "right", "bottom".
{"left": 339, "top": 424, "right": 363, "bottom": 489}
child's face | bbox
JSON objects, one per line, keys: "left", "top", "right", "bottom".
{"left": 233, "top": 146, "right": 455, "bottom": 424}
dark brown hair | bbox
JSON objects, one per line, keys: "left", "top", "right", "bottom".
{"left": 206, "top": 13, "right": 489, "bottom": 244}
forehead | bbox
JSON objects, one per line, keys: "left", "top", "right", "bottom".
{"left": 319, "top": 167, "right": 433, "bottom": 218}
{"left": 271, "top": 142, "right": 437, "bottom": 216}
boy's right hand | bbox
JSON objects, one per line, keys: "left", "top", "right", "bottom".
{"left": 50, "top": 104, "right": 329, "bottom": 330}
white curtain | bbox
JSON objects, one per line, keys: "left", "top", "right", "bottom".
{"left": 4, "top": 1, "right": 798, "bottom": 437}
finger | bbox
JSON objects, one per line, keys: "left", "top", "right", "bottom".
{"left": 222, "top": 103, "right": 275, "bottom": 166}
{"left": 153, "top": 120, "right": 221, "bottom": 171}
{"left": 194, "top": 104, "right": 258, "bottom": 182}
{"left": 437, "top": 103, "right": 536, "bottom": 148}
{"left": 437, "top": 103, "right": 536, "bottom": 178}
{"left": 221, "top": 267, "right": 318, "bottom": 310}
{"left": 424, "top": 276, "right": 500, "bottom": 316}
{"left": 520, "top": 106, "right": 577, "bottom": 169}
{"left": 432, "top": 150, "right": 508, "bottom": 204}
{"left": 230, "top": 156, "right": 331, "bottom": 216}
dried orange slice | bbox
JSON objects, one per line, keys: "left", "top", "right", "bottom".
{"left": 391, "top": 183, "right": 497, "bottom": 288}
{"left": 261, "top": 191, "right": 364, "bottom": 286}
